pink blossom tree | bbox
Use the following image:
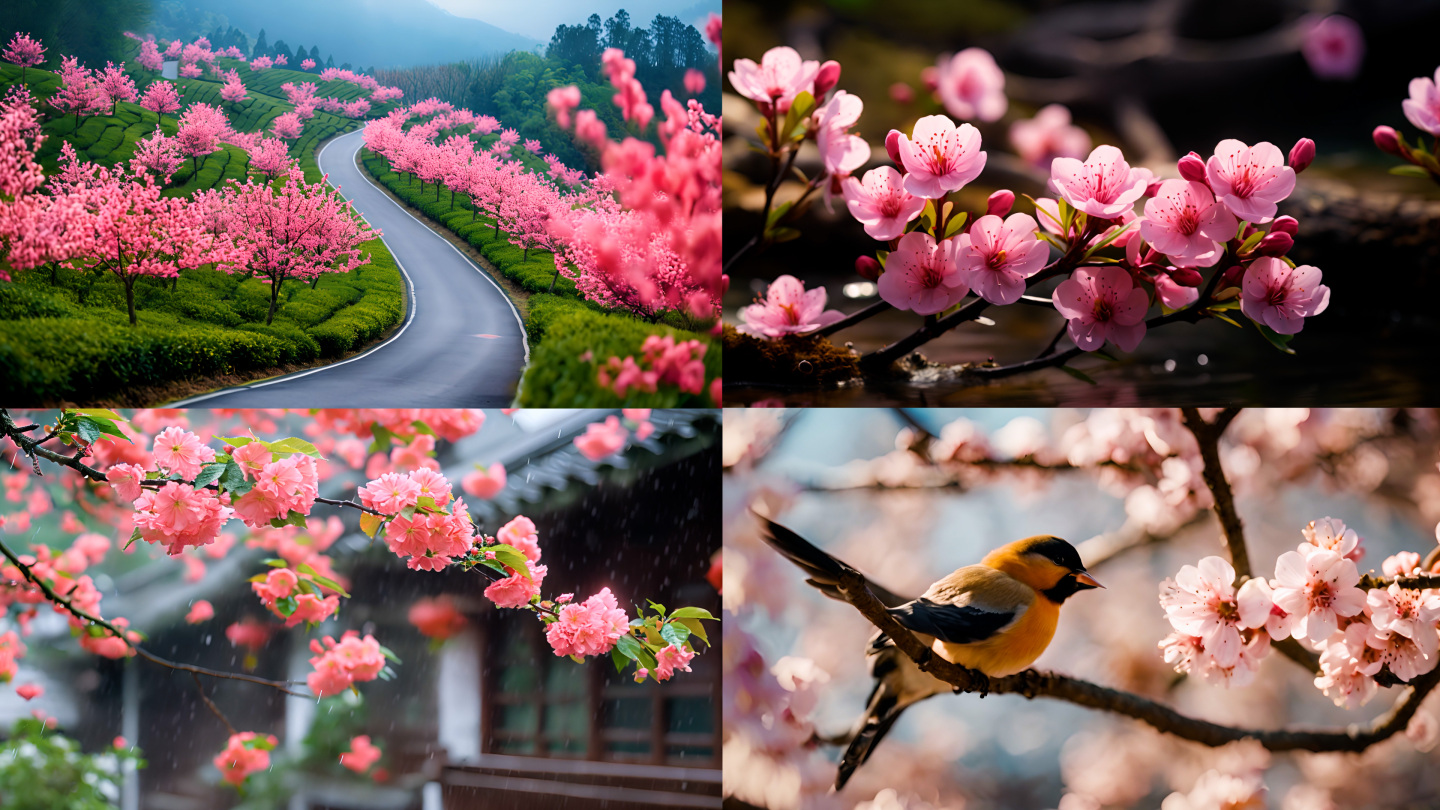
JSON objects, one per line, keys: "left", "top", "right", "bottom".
{"left": 175, "top": 103, "right": 228, "bottom": 173}
{"left": 301, "top": 58, "right": 316, "bottom": 71}
{"left": 51, "top": 57, "right": 105, "bottom": 128}
{"left": 270, "top": 111, "right": 303, "bottom": 140}
{"left": 2, "top": 32, "right": 45, "bottom": 82}
{"left": 139, "top": 80, "right": 180, "bottom": 123}
{"left": 98, "top": 62, "right": 138, "bottom": 116}
{"left": 220, "top": 167, "right": 379, "bottom": 324}
{"left": 245, "top": 137, "right": 295, "bottom": 185}
{"left": 137, "top": 39, "right": 162, "bottom": 72}
{"left": 220, "top": 70, "right": 249, "bottom": 106}
{"left": 130, "top": 127, "right": 185, "bottom": 185}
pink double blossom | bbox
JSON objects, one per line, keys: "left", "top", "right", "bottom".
{"left": 461, "top": 464, "right": 506, "bottom": 499}
{"left": 1048, "top": 145, "right": 1147, "bottom": 219}
{"left": 933, "top": 48, "right": 1007, "bottom": 122}
{"left": 214, "top": 732, "right": 276, "bottom": 787}
{"left": 1158, "top": 556, "right": 1270, "bottom": 668}
{"left": 307, "top": 631, "right": 386, "bottom": 697}
{"left": 1139, "top": 180, "right": 1237, "bottom": 267}
{"left": 842, "top": 167, "right": 925, "bottom": 241}
{"left": 954, "top": 213, "right": 1047, "bottom": 305}
{"left": 813, "top": 90, "right": 867, "bottom": 180}
{"left": 574, "top": 416, "right": 628, "bottom": 461}
{"left": 1204, "top": 140, "right": 1295, "bottom": 223}
{"left": 132, "top": 483, "right": 230, "bottom": 555}
{"left": 654, "top": 643, "right": 696, "bottom": 681}
{"left": 737, "top": 274, "right": 845, "bottom": 338}
{"left": 1052, "top": 266, "right": 1148, "bottom": 352}
{"left": 878, "top": 231, "right": 968, "bottom": 315}
{"left": 340, "top": 735, "right": 382, "bottom": 773}
{"left": 1240, "top": 258, "right": 1329, "bottom": 334}
{"left": 1270, "top": 548, "right": 1365, "bottom": 642}
{"left": 894, "top": 115, "right": 986, "bottom": 199}
{"left": 545, "top": 587, "right": 630, "bottom": 658}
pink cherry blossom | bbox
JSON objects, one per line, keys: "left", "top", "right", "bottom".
{"left": 497, "top": 516, "right": 541, "bottom": 563}
{"left": 654, "top": 643, "right": 696, "bottom": 681}
{"left": 1270, "top": 548, "right": 1365, "bottom": 641}
{"left": 3, "top": 33, "right": 46, "bottom": 80}
{"left": 574, "top": 416, "right": 627, "bottom": 461}
{"left": 1204, "top": 140, "right": 1296, "bottom": 223}
{"left": 1237, "top": 577, "right": 1295, "bottom": 641}
{"left": 408, "top": 596, "right": 467, "bottom": 640}
{"left": 132, "top": 483, "right": 230, "bottom": 555}
{"left": 1402, "top": 66, "right": 1440, "bottom": 136}
{"left": 955, "top": 213, "right": 1047, "bottom": 305}
{"left": 461, "top": 464, "right": 506, "bottom": 499}
{"left": 1300, "top": 517, "right": 1362, "bottom": 562}
{"left": 1315, "top": 622, "right": 1382, "bottom": 708}
{"left": 1052, "top": 266, "right": 1148, "bottom": 351}
{"left": 684, "top": 69, "right": 706, "bottom": 95}
{"left": 1303, "top": 15, "right": 1364, "bottom": 81}
{"left": 895, "top": 115, "right": 986, "bottom": 199}
{"left": 934, "top": 48, "right": 1007, "bottom": 122}
{"left": 307, "top": 631, "right": 386, "bottom": 697}
{"left": 878, "top": 231, "right": 968, "bottom": 315}
{"left": 1367, "top": 620, "right": 1439, "bottom": 683}
{"left": 1009, "top": 104, "right": 1091, "bottom": 169}
{"left": 1048, "top": 145, "right": 1147, "bottom": 219}
{"left": 1367, "top": 583, "right": 1440, "bottom": 642}
{"left": 15, "top": 683, "right": 41, "bottom": 701}
{"left": 106, "top": 462, "right": 147, "bottom": 502}
{"left": 814, "top": 90, "right": 867, "bottom": 179}
{"left": 1139, "top": 180, "right": 1237, "bottom": 267}
{"left": 544, "top": 587, "right": 630, "bottom": 658}
{"left": 546, "top": 85, "right": 581, "bottom": 128}
{"left": 185, "top": 600, "right": 214, "bottom": 624}
{"left": 152, "top": 427, "right": 214, "bottom": 479}
{"left": 484, "top": 563, "right": 547, "bottom": 608}
{"left": 842, "top": 166, "right": 926, "bottom": 241}
{"left": 1240, "top": 258, "right": 1329, "bottom": 335}
{"left": 340, "top": 735, "right": 381, "bottom": 773}
{"left": 139, "top": 80, "right": 180, "bottom": 120}
{"left": 1163, "top": 770, "right": 1266, "bottom": 810}
{"left": 728, "top": 46, "right": 820, "bottom": 114}
{"left": 737, "top": 275, "right": 845, "bottom": 338}
{"left": 214, "top": 732, "right": 276, "bottom": 787}
{"left": 1158, "top": 556, "right": 1270, "bottom": 668}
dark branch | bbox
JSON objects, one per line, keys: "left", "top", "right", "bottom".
{"left": 1180, "top": 408, "right": 1249, "bottom": 576}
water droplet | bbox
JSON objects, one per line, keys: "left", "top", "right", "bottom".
{"left": 1164, "top": 359, "right": 1176, "bottom": 372}
{"left": 1198, "top": 354, "right": 1209, "bottom": 366}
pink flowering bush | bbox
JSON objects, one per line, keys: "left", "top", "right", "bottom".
{"left": 727, "top": 44, "right": 1330, "bottom": 382}
{"left": 1375, "top": 63, "right": 1440, "bottom": 185}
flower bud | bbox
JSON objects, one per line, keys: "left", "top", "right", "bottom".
{"left": 855, "top": 255, "right": 882, "bottom": 281}
{"left": 885, "top": 129, "right": 904, "bottom": 171}
{"left": 920, "top": 66, "right": 939, "bottom": 91}
{"left": 813, "top": 61, "right": 841, "bottom": 100}
{"left": 1170, "top": 267, "right": 1203, "bottom": 287}
{"left": 1373, "top": 125, "right": 1402, "bottom": 156}
{"left": 1255, "top": 231, "right": 1294, "bottom": 257}
{"left": 1178, "top": 152, "right": 1208, "bottom": 184}
{"left": 1270, "top": 216, "right": 1299, "bottom": 237}
{"left": 986, "top": 189, "right": 1015, "bottom": 218}
{"left": 1217, "top": 265, "right": 1244, "bottom": 291}
{"left": 889, "top": 82, "right": 914, "bottom": 105}
{"left": 1288, "top": 138, "right": 1315, "bottom": 173}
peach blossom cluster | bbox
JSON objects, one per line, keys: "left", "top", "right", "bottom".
{"left": 544, "top": 587, "right": 630, "bottom": 659}
{"left": 306, "top": 631, "right": 387, "bottom": 697}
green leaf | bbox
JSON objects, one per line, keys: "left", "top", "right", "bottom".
{"left": 275, "top": 596, "right": 297, "bottom": 617}
{"left": 410, "top": 420, "right": 435, "bottom": 436}
{"left": 263, "top": 558, "right": 287, "bottom": 568}
{"left": 1254, "top": 320, "right": 1297, "bottom": 355}
{"left": 669, "top": 607, "right": 718, "bottom": 621}
{"left": 296, "top": 578, "right": 318, "bottom": 595}
{"left": 942, "top": 211, "right": 969, "bottom": 239}
{"left": 75, "top": 415, "right": 126, "bottom": 443}
{"left": 1092, "top": 348, "right": 1119, "bottom": 362}
{"left": 1238, "top": 230, "right": 1264, "bottom": 254}
{"left": 308, "top": 574, "right": 350, "bottom": 598}
{"left": 191, "top": 462, "right": 227, "bottom": 489}
{"left": 247, "top": 573, "right": 269, "bottom": 583}
{"left": 1208, "top": 299, "right": 1242, "bottom": 312}
{"left": 611, "top": 648, "right": 629, "bottom": 673}
{"left": 267, "top": 511, "right": 307, "bottom": 529}
{"left": 378, "top": 644, "right": 402, "bottom": 664}
{"left": 218, "top": 436, "right": 264, "bottom": 449}
{"left": 124, "top": 527, "right": 142, "bottom": 551}
{"left": 368, "top": 423, "right": 396, "bottom": 455}
{"left": 72, "top": 408, "right": 127, "bottom": 422}
{"left": 244, "top": 736, "right": 276, "bottom": 752}
{"left": 769, "top": 226, "right": 801, "bottom": 243}
{"left": 1389, "top": 164, "right": 1431, "bottom": 178}
{"left": 875, "top": 250, "right": 888, "bottom": 269}
{"left": 614, "top": 634, "right": 643, "bottom": 662}
{"left": 1059, "top": 365, "right": 1098, "bottom": 385}
{"left": 267, "top": 437, "right": 325, "bottom": 459}
{"left": 675, "top": 617, "right": 709, "bottom": 646}
{"left": 414, "top": 495, "right": 440, "bottom": 514}
{"left": 218, "top": 460, "right": 253, "bottom": 497}
{"left": 648, "top": 600, "right": 667, "bottom": 617}
{"left": 765, "top": 200, "right": 793, "bottom": 230}
{"left": 1084, "top": 220, "right": 1133, "bottom": 255}
{"left": 488, "top": 543, "right": 531, "bottom": 579}
{"left": 660, "top": 621, "right": 691, "bottom": 648}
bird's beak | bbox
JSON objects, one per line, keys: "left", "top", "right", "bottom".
{"left": 1073, "top": 571, "right": 1104, "bottom": 590}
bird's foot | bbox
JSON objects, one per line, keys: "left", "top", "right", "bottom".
{"left": 956, "top": 668, "right": 989, "bottom": 697}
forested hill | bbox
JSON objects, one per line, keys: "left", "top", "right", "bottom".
{"left": 373, "top": 10, "right": 720, "bottom": 171}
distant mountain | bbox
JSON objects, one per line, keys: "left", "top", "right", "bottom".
{"left": 181, "top": 0, "right": 538, "bottom": 68}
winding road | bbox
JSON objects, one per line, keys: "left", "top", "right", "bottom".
{"left": 169, "top": 128, "right": 527, "bottom": 407}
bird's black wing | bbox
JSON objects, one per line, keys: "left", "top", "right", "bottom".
{"left": 887, "top": 598, "right": 1019, "bottom": 645}
{"left": 755, "top": 515, "right": 910, "bottom": 608}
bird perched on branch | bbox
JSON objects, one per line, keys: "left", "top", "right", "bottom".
{"left": 756, "top": 515, "right": 1103, "bottom": 790}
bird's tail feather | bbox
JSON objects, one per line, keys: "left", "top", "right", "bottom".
{"left": 756, "top": 516, "right": 851, "bottom": 590}
{"left": 836, "top": 685, "right": 903, "bottom": 790}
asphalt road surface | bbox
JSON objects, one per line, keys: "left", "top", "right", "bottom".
{"left": 169, "top": 128, "right": 527, "bottom": 406}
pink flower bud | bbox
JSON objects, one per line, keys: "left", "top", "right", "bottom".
{"left": 1178, "top": 152, "right": 1208, "bottom": 184}
{"left": 1217, "top": 265, "right": 1245, "bottom": 290}
{"left": 1255, "top": 231, "right": 1294, "bottom": 257}
{"left": 1288, "top": 138, "right": 1315, "bottom": 173}
{"left": 813, "top": 61, "right": 841, "bottom": 100}
{"left": 855, "top": 255, "right": 882, "bottom": 281}
{"left": 1270, "top": 216, "right": 1299, "bottom": 237}
{"left": 920, "top": 66, "right": 939, "bottom": 91}
{"left": 1170, "top": 267, "right": 1203, "bottom": 287}
{"left": 1145, "top": 178, "right": 1165, "bottom": 197}
{"left": 1373, "top": 125, "right": 1402, "bottom": 156}
{"left": 986, "top": 189, "right": 1015, "bottom": 218}
{"left": 889, "top": 82, "right": 914, "bottom": 105}
{"left": 885, "top": 129, "right": 904, "bottom": 171}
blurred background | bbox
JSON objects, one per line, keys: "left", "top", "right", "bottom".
{"left": 723, "top": 0, "right": 1440, "bottom": 405}
{"left": 723, "top": 408, "right": 1440, "bottom": 809}
{"left": 0, "top": 408, "right": 720, "bottom": 810}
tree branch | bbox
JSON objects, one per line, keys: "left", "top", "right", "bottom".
{"left": 833, "top": 566, "right": 1437, "bottom": 753}
{"left": 192, "top": 671, "right": 238, "bottom": 736}
{"left": 1180, "top": 407, "right": 1248, "bottom": 576}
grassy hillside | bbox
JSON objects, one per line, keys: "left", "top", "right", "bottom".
{"left": 0, "top": 59, "right": 405, "bottom": 405}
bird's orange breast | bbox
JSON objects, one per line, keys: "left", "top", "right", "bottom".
{"left": 934, "top": 596, "right": 1060, "bottom": 677}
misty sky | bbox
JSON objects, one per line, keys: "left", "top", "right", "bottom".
{"left": 426, "top": 0, "right": 715, "bottom": 42}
